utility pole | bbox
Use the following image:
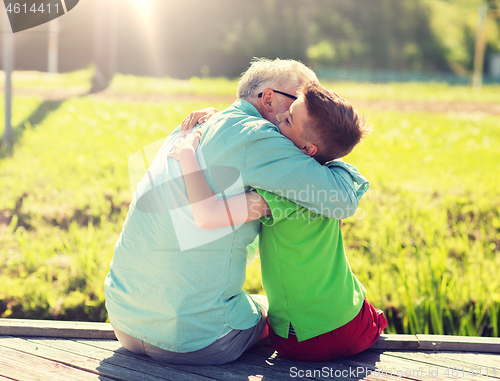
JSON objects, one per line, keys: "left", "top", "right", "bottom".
{"left": 90, "top": 0, "right": 117, "bottom": 93}
{"left": 2, "top": 8, "right": 14, "bottom": 149}
{"left": 472, "top": 3, "right": 488, "bottom": 89}
{"left": 48, "top": 18, "right": 59, "bottom": 73}
{"left": 303, "top": 0, "right": 313, "bottom": 66}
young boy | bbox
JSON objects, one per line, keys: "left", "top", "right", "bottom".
{"left": 169, "top": 82, "right": 387, "bottom": 361}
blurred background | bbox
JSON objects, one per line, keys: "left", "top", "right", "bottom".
{"left": 1, "top": 0, "right": 500, "bottom": 84}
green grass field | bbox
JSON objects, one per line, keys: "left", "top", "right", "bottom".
{"left": 1, "top": 71, "right": 499, "bottom": 336}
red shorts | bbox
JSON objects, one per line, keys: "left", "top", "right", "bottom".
{"left": 268, "top": 298, "right": 387, "bottom": 362}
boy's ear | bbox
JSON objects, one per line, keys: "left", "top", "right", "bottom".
{"left": 301, "top": 144, "right": 317, "bottom": 157}
{"left": 259, "top": 89, "right": 275, "bottom": 113}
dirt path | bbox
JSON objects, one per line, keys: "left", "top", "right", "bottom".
{"left": 351, "top": 99, "right": 500, "bottom": 115}
{"left": 8, "top": 87, "right": 500, "bottom": 116}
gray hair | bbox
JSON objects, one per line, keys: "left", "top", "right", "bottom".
{"left": 237, "top": 58, "right": 318, "bottom": 100}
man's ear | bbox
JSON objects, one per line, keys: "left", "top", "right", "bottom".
{"left": 301, "top": 144, "right": 318, "bottom": 157}
{"left": 259, "top": 89, "right": 275, "bottom": 113}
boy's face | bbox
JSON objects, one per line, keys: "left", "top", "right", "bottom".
{"left": 276, "top": 96, "right": 312, "bottom": 152}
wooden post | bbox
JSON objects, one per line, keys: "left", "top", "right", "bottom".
{"left": 472, "top": 3, "right": 488, "bottom": 89}
{"left": 90, "top": 0, "right": 116, "bottom": 93}
{"left": 109, "top": 0, "right": 118, "bottom": 77}
{"left": 303, "top": 0, "right": 313, "bottom": 66}
{"left": 2, "top": 9, "right": 14, "bottom": 148}
{"left": 48, "top": 18, "right": 59, "bottom": 73}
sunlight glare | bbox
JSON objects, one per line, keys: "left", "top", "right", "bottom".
{"left": 128, "top": 0, "right": 155, "bottom": 16}
{"left": 124, "top": 0, "right": 162, "bottom": 76}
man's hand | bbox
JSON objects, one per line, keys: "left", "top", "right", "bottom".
{"left": 339, "top": 220, "right": 343, "bottom": 229}
{"left": 180, "top": 107, "right": 219, "bottom": 137}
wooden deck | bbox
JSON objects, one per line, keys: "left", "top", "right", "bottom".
{"left": 2, "top": 319, "right": 500, "bottom": 380}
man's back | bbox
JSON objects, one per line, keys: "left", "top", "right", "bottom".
{"left": 105, "top": 101, "right": 270, "bottom": 353}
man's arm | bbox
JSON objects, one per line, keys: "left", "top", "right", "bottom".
{"left": 241, "top": 123, "right": 369, "bottom": 219}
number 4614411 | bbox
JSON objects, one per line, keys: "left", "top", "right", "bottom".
{"left": 6, "top": 3, "right": 60, "bottom": 13}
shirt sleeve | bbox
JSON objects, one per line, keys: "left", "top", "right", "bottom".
{"left": 256, "top": 189, "right": 300, "bottom": 227}
{"left": 325, "top": 160, "right": 370, "bottom": 201}
{"left": 242, "top": 123, "right": 369, "bottom": 219}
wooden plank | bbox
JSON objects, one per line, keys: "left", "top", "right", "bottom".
{"left": 417, "top": 334, "right": 500, "bottom": 353}
{"left": 372, "top": 350, "right": 499, "bottom": 380}
{"left": 221, "top": 356, "right": 313, "bottom": 381}
{"left": 6, "top": 319, "right": 498, "bottom": 355}
{"left": 32, "top": 338, "right": 244, "bottom": 381}
{"left": 0, "top": 319, "right": 115, "bottom": 340}
{"left": 77, "top": 339, "right": 306, "bottom": 381}
{"left": 154, "top": 352, "right": 292, "bottom": 381}
{"left": 76, "top": 339, "right": 123, "bottom": 352}
{"left": 371, "top": 334, "right": 420, "bottom": 350}
{"left": 241, "top": 346, "right": 421, "bottom": 381}
{"left": 0, "top": 345, "right": 115, "bottom": 381}
{"left": 26, "top": 337, "right": 219, "bottom": 381}
{"left": 82, "top": 339, "right": 337, "bottom": 381}
{"left": 3, "top": 322, "right": 500, "bottom": 381}
{"left": 413, "top": 351, "right": 500, "bottom": 378}
{"left": 243, "top": 344, "right": 499, "bottom": 381}
{"left": 0, "top": 337, "right": 192, "bottom": 381}
{"left": 327, "top": 350, "right": 446, "bottom": 381}
{"left": 3, "top": 319, "right": 500, "bottom": 354}
{"left": 433, "top": 351, "right": 500, "bottom": 369}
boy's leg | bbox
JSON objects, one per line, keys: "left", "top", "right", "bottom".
{"left": 268, "top": 298, "right": 387, "bottom": 362}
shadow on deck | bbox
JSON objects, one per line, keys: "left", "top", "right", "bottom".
{"left": 1, "top": 319, "right": 500, "bottom": 380}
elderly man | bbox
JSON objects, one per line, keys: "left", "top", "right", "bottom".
{"left": 105, "top": 58, "right": 363, "bottom": 365}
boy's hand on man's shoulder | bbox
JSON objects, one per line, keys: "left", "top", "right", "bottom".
{"left": 180, "top": 107, "right": 219, "bottom": 136}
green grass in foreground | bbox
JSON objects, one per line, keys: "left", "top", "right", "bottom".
{"left": 0, "top": 77, "right": 499, "bottom": 337}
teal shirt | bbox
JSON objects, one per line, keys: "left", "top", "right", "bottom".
{"left": 105, "top": 100, "right": 365, "bottom": 353}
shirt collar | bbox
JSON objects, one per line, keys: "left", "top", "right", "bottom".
{"left": 231, "top": 99, "right": 263, "bottom": 119}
